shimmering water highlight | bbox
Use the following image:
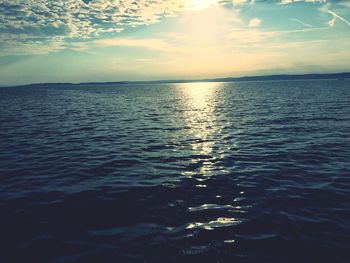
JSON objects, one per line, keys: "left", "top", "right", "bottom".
{"left": 0, "top": 80, "right": 349, "bottom": 263}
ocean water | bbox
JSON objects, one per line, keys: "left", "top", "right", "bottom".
{"left": 0, "top": 80, "right": 349, "bottom": 263}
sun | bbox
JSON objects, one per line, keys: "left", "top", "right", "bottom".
{"left": 186, "top": 0, "right": 218, "bottom": 10}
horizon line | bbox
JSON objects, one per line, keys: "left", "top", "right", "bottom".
{"left": 3, "top": 71, "right": 350, "bottom": 88}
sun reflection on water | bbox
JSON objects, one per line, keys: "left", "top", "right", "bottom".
{"left": 179, "top": 82, "right": 218, "bottom": 110}
{"left": 175, "top": 82, "right": 229, "bottom": 181}
{"left": 186, "top": 217, "right": 240, "bottom": 231}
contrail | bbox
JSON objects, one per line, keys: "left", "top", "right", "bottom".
{"left": 328, "top": 10, "right": 350, "bottom": 27}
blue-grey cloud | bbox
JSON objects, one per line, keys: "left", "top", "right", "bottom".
{"left": 0, "top": 0, "right": 185, "bottom": 55}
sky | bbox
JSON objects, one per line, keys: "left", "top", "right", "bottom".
{"left": 0, "top": 0, "right": 349, "bottom": 85}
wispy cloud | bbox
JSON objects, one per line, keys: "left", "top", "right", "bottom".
{"left": 248, "top": 18, "right": 262, "bottom": 27}
{"left": 231, "top": 0, "right": 250, "bottom": 6}
{"left": 327, "top": 10, "right": 350, "bottom": 27}
{"left": 291, "top": 18, "right": 314, "bottom": 28}
{"left": 319, "top": 3, "right": 350, "bottom": 27}
{"left": 91, "top": 38, "right": 181, "bottom": 53}
{"left": 279, "top": 0, "right": 326, "bottom": 4}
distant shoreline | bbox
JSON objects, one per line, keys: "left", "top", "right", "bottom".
{"left": 3, "top": 72, "right": 350, "bottom": 88}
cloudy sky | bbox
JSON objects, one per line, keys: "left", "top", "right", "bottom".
{"left": 0, "top": 0, "right": 349, "bottom": 85}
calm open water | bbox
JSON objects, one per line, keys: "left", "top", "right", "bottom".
{"left": 0, "top": 80, "right": 350, "bottom": 263}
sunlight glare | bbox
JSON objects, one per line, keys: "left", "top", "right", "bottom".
{"left": 186, "top": 0, "right": 218, "bottom": 10}
{"left": 176, "top": 82, "right": 230, "bottom": 179}
{"left": 180, "top": 82, "right": 217, "bottom": 109}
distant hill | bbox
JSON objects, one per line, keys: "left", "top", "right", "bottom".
{"left": 211, "top": 72, "right": 350, "bottom": 83}
{"left": 6, "top": 72, "right": 350, "bottom": 88}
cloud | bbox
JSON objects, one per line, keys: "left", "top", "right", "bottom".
{"left": 0, "top": 0, "right": 186, "bottom": 55}
{"left": 231, "top": 0, "right": 250, "bottom": 5}
{"left": 0, "top": 0, "right": 346, "bottom": 56}
{"left": 248, "top": 18, "right": 262, "bottom": 27}
{"left": 327, "top": 10, "right": 350, "bottom": 27}
{"left": 291, "top": 18, "right": 314, "bottom": 28}
{"left": 320, "top": 3, "right": 350, "bottom": 27}
{"left": 280, "top": 0, "right": 326, "bottom": 4}
{"left": 90, "top": 38, "right": 181, "bottom": 53}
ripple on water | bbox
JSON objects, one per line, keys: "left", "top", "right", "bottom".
{"left": 0, "top": 80, "right": 350, "bottom": 262}
{"left": 187, "top": 217, "right": 242, "bottom": 230}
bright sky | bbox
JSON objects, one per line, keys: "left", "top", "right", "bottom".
{"left": 0, "top": 0, "right": 350, "bottom": 85}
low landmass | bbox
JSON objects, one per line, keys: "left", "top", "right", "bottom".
{"left": 6, "top": 72, "right": 350, "bottom": 88}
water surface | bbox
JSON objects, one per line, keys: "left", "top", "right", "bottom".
{"left": 0, "top": 80, "right": 350, "bottom": 262}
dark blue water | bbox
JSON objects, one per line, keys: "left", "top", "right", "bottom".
{"left": 0, "top": 80, "right": 350, "bottom": 263}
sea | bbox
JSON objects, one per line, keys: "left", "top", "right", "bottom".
{"left": 0, "top": 79, "right": 349, "bottom": 263}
